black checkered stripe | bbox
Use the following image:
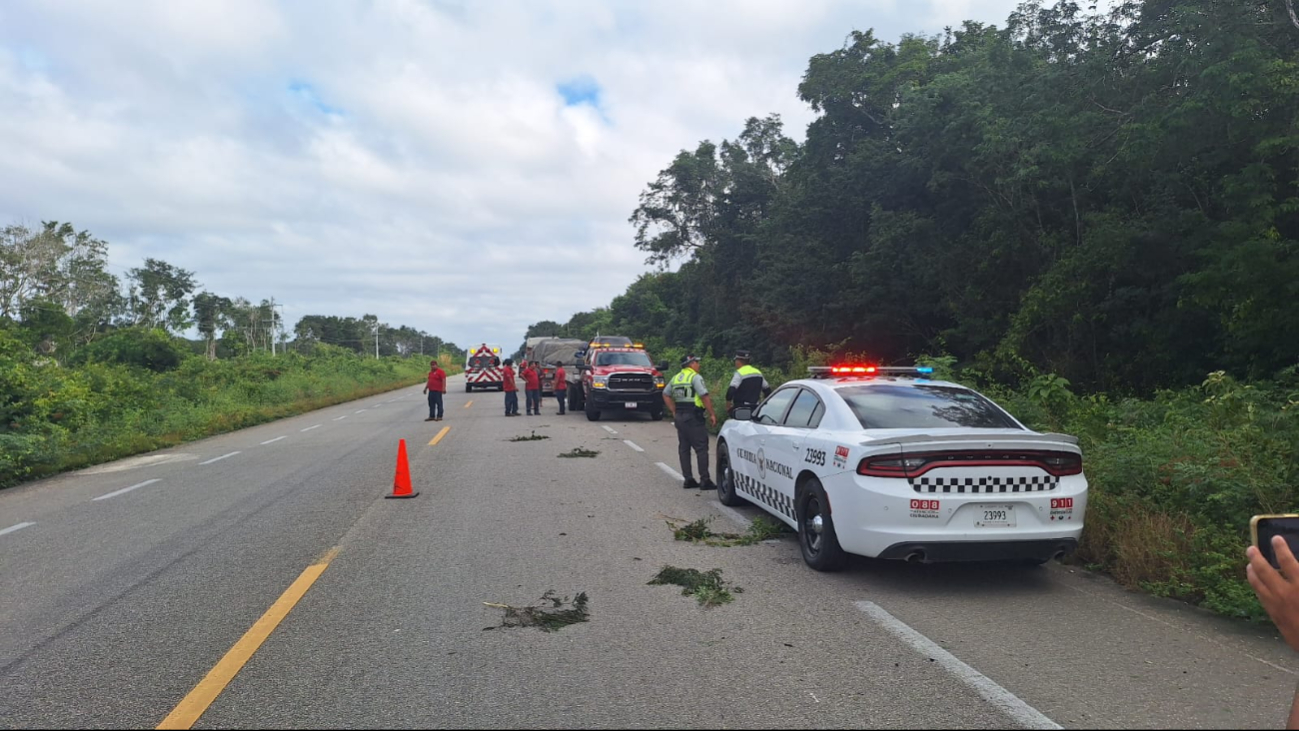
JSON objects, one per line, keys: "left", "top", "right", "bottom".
{"left": 909, "top": 475, "right": 1059, "bottom": 493}
{"left": 733, "top": 472, "right": 796, "bottom": 520}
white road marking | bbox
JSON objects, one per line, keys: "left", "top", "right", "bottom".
{"left": 93, "top": 479, "right": 162, "bottom": 502}
{"left": 199, "top": 452, "right": 241, "bottom": 465}
{"left": 855, "top": 601, "right": 1061, "bottom": 730}
{"left": 301, "top": 425, "right": 321, "bottom": 432}
{"left": 623, "top": 440, "right": 644, "bottom": 452}
{"left": 602, "top": 426, "right": 617, "bottom": 434}
{"left": 656, "top": 462, "right": 683, "bottom": 480}
{"left": 261, "top": 436, "right": 286, "bottom": 445}
{"left": 0, "top": 521, "right": 35, "bottom": 537}
{"left": 354, "top": 409, "right": 366, "bottom": 414}
{"left": 333, "top": 416, "right": 347, "bottom": 421}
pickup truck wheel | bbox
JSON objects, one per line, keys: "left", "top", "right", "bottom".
{"left": 465, "top": 383, "right": 472, "bottom": 393}
{"left": 650, "top": 406, "right": 664, "bottom": 421}
{"left": 585, "top": 397, "right": 601, "bottom": 421}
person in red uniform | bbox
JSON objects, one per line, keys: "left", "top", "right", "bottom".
{"left": 553, "top": 362, "right": 568, "bottom": 415}
{"left": 502, "top": 358, "right": 519, "bottom": 416}
{"left": 520, "top": 361, "right": 542, "bottom": 415}
{"left": 422, "top": 360, "right": 446, "bottom": 421}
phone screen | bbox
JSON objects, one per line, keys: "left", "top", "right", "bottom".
{"left": 1254, "top": 516, "right": 1299, "bottom": 569}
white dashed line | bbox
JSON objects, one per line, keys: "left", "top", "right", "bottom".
{"left": 602, "top": 426, "right": 617, "bottom": 434}
{"left": 261, "top": 436, "right": 286, "bottom": 445}
{"left": 854, "top": 601, "right": 1061, "bottom": 730}
{"left": 301, "top": 425, "right": 321, "bottom": 432}
{"left": 199, "top": 452, "right": 240, "bottom": 465}
{"left": 93, "top": 479, "right": 161, "bottom": 502}
{"left": 0, "top": 521, "right": 35, "bottom": 537}
{"left": 333, "top": 416, "right": 347, "bottom": 421}
{"left": 656, "top": 462, "right": 683, "bottom": 481}
{"left": 354, "top": 410, "right": 366, "bottom": 414}
{"left": 623, "top": 440, "right": 644, "bottom": 452}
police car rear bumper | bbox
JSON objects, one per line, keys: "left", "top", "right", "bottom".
{"left": 877, "top": 538, "right": 1078, "bottom": 563}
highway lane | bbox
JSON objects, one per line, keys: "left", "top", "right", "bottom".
{"left": 1, "top": 377, "right": 1296, "bottom": 729}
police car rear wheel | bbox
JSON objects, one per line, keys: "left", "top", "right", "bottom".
{"left": 798, "top": 478, "right": 846, "bottom": 572}
{"left": 715, "top": 446, "right": 747, "bottom": 507}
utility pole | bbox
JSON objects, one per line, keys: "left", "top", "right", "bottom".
{"left": 375, "top": 324, "right": 380, "bottom": 359}
{"left": 265, "top": 298, "right": 284, "bottom": 356}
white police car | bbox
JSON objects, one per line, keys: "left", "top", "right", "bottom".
{"left": 715, "top": 366, "right": 1086, "bottom": 571}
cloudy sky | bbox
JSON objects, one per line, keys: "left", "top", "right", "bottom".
{"left": 0, "top": 0, "right": 1026, "bottom": 352}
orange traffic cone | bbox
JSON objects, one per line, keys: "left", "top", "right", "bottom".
{"left": 386, "top": 439, "right": 420, "bottom": 499}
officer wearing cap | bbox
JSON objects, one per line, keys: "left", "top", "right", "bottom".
{"left": 664, "top": 355, "right": 719, "bottom": 490}
{"left": 726, "top": 350, "right": 771, "bottom": 415}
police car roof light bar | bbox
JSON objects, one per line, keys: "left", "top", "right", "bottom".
{"left": 808, "top": 365, "right": 935, "bottom": 379}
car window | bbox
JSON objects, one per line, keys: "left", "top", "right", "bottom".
{"left": 837, "top": 384, "right": 1021, "bottom": 429}
{"left": 754, "top": 387, "right": 799, "bottom": 425}
{"left": 783, "top": 388, "right": 821, "bottom": 428}
{"left": 595, "top": 352, "right": 652, "bottom": 367}
{"left": 807, "top": 401, "right": 825, "bottom": 429}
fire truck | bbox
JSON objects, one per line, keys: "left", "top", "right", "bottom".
{"left": 464, "top": 343, "right": 504, "bottom": 392}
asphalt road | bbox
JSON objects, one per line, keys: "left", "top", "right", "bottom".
{"left": 2, "top": 373, "right": 1297, "bottom": 729}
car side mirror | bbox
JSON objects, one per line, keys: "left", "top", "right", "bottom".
{"left": 655, "top": 361, "right": 668, "bottom": 372}
{"left": 733, "top": 407, "right": 754, "bottom": 421}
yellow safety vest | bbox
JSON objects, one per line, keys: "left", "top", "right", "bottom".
{"left": 670, "top": 368, "right": 704, "bottom": 408}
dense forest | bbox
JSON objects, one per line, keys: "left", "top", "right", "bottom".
{"left": 537, "top": 0, "right": 1299, "bottom": 395}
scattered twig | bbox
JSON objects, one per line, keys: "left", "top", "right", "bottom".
{"left": 666, "top": 515, "right": 792, "bottom": 547}
{"left": 509, "top": 431, "right": 550, "bottom": 441}
{"left": 483, "top": 590, "right": 590, "bottom": 632}
{"left": 648, "top": 566, "right": 743, "bottom": 608}
{"left": 558, "top": 447, "right": 600, "bottom": 458}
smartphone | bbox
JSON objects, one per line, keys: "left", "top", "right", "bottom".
{"left": 1251, "top": 515, "right": 1299, "bottom": 569}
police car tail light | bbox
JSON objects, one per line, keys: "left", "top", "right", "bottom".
{"left": 857, "top": 455, "right": 927, "bottom": 477}
{"left": 1042, "top": 452, "right": 1083, "bottom": 476}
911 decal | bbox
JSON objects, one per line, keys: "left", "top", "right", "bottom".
{"left": 1050, "top": 497, "right": 1074, "bottom": 521}
{"left": 805, "top": 448, "right": 826, "bottom": 467}
{"left": 832, "top": 445, "right": 849, "bottom": 469}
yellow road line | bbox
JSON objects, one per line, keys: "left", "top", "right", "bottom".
{"left": 463, "top": 400, "right": 473, "bottom": 409}
{"left": 429, "top": 426, "right": 451, "bottom": 446}
{"left": 157, "top": 546, "right": 340, "bottom": 730}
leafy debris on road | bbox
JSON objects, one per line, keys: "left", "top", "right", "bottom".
{"left": 648, "top": 566, "right": 742, "bottom": 608}
{"left": 558, "top": 446, "right": 600, "bottom": 458}
{"left": 483, "top": 590, "right": 590, "bottom": 632}
{"left": 664, "top": 515, "right": 791, "bottom": 547}
{"left": 509, "top": 431, "right": 550, "bottom": 441}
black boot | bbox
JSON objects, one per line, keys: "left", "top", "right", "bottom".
{"left": 682, "top": 478, "right": 700, "bottom": 489}
{"left": 700, "top": 480, "right": 717, "bottom": 491}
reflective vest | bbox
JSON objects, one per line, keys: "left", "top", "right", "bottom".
{"left": 670, "top": 368, "right": 704, "bottom": 408}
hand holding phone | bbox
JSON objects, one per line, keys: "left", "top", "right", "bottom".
{"left": 1252, "top": 515, "right": 1299, "bottom": 569}
{"left": 1247, "top": 516, "right": 1299, "bottom": 654}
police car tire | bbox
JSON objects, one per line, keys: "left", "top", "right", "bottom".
{"left": 585, "top": 399, "right": 601, "bottom": 421}
{"left": 715, "top": 444, "right": 747, "bottom": 507}
{"left": 798, "top": 478, "right": 846, "bottom": 572}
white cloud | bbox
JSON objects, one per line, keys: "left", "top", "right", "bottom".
{"left": 0, "top": 0, "right": 1024, "bottom": 351}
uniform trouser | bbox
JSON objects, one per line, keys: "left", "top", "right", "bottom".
{"left": 555, "top": 389, "right": 567, "bottom": 414}
{"left": 526, "top": 389, "right": 541, "bottom": 414}
{"left": 427, "top": 391, "right": 444, "bottom": 419}
{"left": 674, "top": 407, "right": 710, "bottom": 482}
{"left": 504, "top": 391, "right": 519, "bottom": 415}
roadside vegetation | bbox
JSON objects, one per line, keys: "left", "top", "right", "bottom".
{"left": 667, "top": 514, "right": 792, "bottom": 547}
{"left": 483, "top": 590, "right": 590, "bottom": 632}
{"left": 648, "top": 566, "right": 742, "bottom": 608}
{"left": 520, "top": 1, "right": 1299, "bottom": 622}
{"left": 0, "top": 221, "right": 464, "bottom": 488}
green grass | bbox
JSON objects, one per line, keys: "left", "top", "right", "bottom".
{"left": 483, "top": 590, "right": 590, "bottom": 632}
{"left": 668, "top": 515, "right": 792, "bottom": 547}
{"left": 648, "top": 566, "right": 743, "bottom": 608}
{"left": 509, "top": 431, "right": 550, "bottom": 442}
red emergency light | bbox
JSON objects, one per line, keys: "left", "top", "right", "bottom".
{"left": 831, "top": 365, "right": 877, "bottom": 375}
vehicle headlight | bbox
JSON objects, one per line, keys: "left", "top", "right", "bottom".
{"left": 592, "top": 376, "right": 608, "bottom": 388}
